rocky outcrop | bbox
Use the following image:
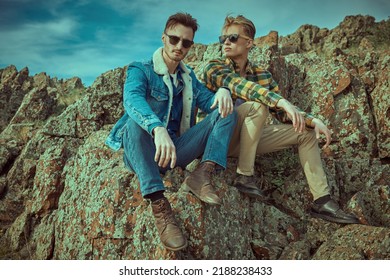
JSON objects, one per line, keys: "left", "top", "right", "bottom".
{"left": 0, "top": 15, "right": 389, "bottom": 260}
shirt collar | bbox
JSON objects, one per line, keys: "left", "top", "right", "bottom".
{"left": 175, "top": 64, "right": 184, "bottom": 75}
{"left": 225, "top": 58, "right": 255, "bottom": 75}
{"left": 170, "top": 65, "right": 183, "bottom": 80}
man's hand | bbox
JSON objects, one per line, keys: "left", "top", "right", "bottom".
{"left": 277, "top": 99, "right": 305, "bottom": 133}
{"left": 210, "top": 87, "right": 233, "bottom": 118}
{"left": 311, "top": 118, "right": 332, "bottom": 149}
{"left": 153, "top": 127, "right": 176, "bottom": 168}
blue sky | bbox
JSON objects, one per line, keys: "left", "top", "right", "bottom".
{"left": 0, "top": 0, "right": 388, "bottom": 86}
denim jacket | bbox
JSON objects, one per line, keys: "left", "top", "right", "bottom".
{"left": 105, "top": 47, "right": 217, "bottom": 151}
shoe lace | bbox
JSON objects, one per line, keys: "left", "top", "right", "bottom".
{"left": 199, "top": 163, "right": 214, "bottom": 179}
{"left": 157, "top": 200, "right": 175, "bottom": 225}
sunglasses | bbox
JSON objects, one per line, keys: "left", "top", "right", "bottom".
{"left": 164, "top": 33, "right": 194, "bottom": 48}
{"left": 218, "top": 33, "right": 251, "bottom": 44}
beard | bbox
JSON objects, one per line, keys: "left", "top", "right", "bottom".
{"left": 170, "top": 50, "right": 185, "bottom": 61}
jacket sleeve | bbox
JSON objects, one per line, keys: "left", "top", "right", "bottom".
{"left": 123, "top": 63, "right": 164, "bottom": 135}
{"left": 190, "top": 70, "right": 216, "bottom": 114}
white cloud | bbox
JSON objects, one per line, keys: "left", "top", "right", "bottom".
{"left": 0, "top": 17, "right": 77, "bottom": 51}
{"left": 1, "top": 0, "right": 388, "bottom": 86}
{"left": 0, "top": 17, "right": 78, "bottom": 78}
{"left": 104, "top": 0, "right": 161, "bottom": 15}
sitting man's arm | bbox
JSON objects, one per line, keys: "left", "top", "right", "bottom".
{"left": 204, "top": 60, "right": 316, "bottom": 129}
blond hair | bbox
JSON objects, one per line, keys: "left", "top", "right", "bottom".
{"left": 222, "top": 15, "right": 256, "bottom": 39}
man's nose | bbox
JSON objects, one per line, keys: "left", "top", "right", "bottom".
{"left": 176, "top": 40, "right": 184, "bottom": 49}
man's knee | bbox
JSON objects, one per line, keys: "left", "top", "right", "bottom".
{"left": 237, "top": 101, "right": 268, "bottom": 119}
{"left": 228, "top": 109, "right": 238, "bottom": 123}
{"left": 300, "top": 129, "right": 318, "bottom": 145}
{"left": 249, "top": 101, "right": 268, "bottom": 117}
{"left": 124, "top": 119, "right": 153, "bottom": 147}
{"left": 209, "top": 108, "right": 237, "bottom": 124}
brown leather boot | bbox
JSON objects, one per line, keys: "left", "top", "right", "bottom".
{"left": 182, "top": 161, "right": 221, "bottom": 205}
{"left": 151, "top": 197, "right": 187, "bottom": 251}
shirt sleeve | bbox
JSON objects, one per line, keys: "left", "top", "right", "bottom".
{"left": 204, "top": 60, "right": 315, "bottom": 127}
{"left": 268, "top": 80, "right": 315, "bottom": 127}
{"left": 204, "top": 60, "right": 283, "bottom": 108}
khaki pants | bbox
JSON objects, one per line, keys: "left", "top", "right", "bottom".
{"left": 228, "top": 102, "right": 330, "bottom": 200}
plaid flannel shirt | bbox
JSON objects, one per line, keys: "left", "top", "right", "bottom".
{"left": 203, "top": 58, "right": 314, "bottom": 127}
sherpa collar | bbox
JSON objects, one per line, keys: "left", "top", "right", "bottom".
{"left": 151, "top": 47, "right": 193, "bottom": 135}
{"left": 152, "top": 47, "right": 191, "bottom": 75}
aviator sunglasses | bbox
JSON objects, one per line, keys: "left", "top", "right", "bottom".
{"left": 219, "top": 33, "right": 251, "bottom": 44}
{"left": 164, "top": 33, "right": 194, "bottom": 48}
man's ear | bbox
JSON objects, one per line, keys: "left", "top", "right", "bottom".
{"left": 247, "top": 39, "right": 254, "bottom": 49}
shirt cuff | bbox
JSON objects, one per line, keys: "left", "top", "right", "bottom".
{"left": 220, "top": 86, "right": 231, "bottom": 94}
{"left": 148, "top": 122, "right": 164, "bottom": 136}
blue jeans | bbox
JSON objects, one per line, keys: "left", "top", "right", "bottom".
{"left": 122, "top": 110, "right": 237, "bottom": 197}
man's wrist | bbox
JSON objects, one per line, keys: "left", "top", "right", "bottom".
{"left": 310, "top": 118, "right": 319, "bottom": 128}
{"left": 220, "top": 86, "right": 231, "bottom": 93}
{"left": 276, "top": 98, "right": 286, "bottom": 109}
{"left": 216, "top": 87, "right": 231, "bottom": 95}
{"left": 152, "top": 126, "right": 164, "bottom": 136}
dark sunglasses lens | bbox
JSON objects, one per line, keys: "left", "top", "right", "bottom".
{"left": 167, "top": 35, "right": 192, "bottom": 48}
{"left": 219, "top": 34, "right": 239, "bottom": 44}
{"left": 168, "top": 35, "right": 180, "bottom": 45}
{"left": 228, "top": 34, "right": 239, "bottom": 42}
{"left": 182, "top": 39, "right": 193, "bottom": 48}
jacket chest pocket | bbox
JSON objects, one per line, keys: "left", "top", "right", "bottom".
{"left": 150, "top": 87, "right": 169, "bottom": 101}
{"left": 147, "top": 87, "right": 170, "bottom": 115}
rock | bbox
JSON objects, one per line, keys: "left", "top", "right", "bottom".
{"left": 254, "top": 31, "right": 279, "bottom": 51}
{"left": 0, "top": 14, "right": 389, "bottom": 260}
{"left": 0, "top": 66, "right": 32, "bottom": 133}
{"left": 312, "top": 225, "right": 390, "bottom": 259}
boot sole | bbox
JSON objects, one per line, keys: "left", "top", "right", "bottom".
{"left": 182, "top": 183, "right": 221, "bottom": 205}
{"left": 234, "top": 183, "right": 266, "bottom": 199}
{"left": 310, "top": 210, "right": 360, "bottom": 224}
{"left": 163, "top": 239, "right": 188, "bottom": 251}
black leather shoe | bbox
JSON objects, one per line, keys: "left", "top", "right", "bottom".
{"left": 310, "top": 199, "right": 360, "bottom": 224}
{"left": 234, "top": 174, "right": 266, "bottom": 199}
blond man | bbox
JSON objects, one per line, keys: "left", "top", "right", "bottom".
{"left": 203, "top": 15, "right": 359, "bottom": 224}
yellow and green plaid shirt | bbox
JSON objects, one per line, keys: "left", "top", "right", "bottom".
{"left": 203, "top": 58, "right": 314, "bottom": 127}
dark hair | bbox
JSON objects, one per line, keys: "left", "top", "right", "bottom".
{"left": 164, "top": 12, "right": 199, "bottom": 34}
